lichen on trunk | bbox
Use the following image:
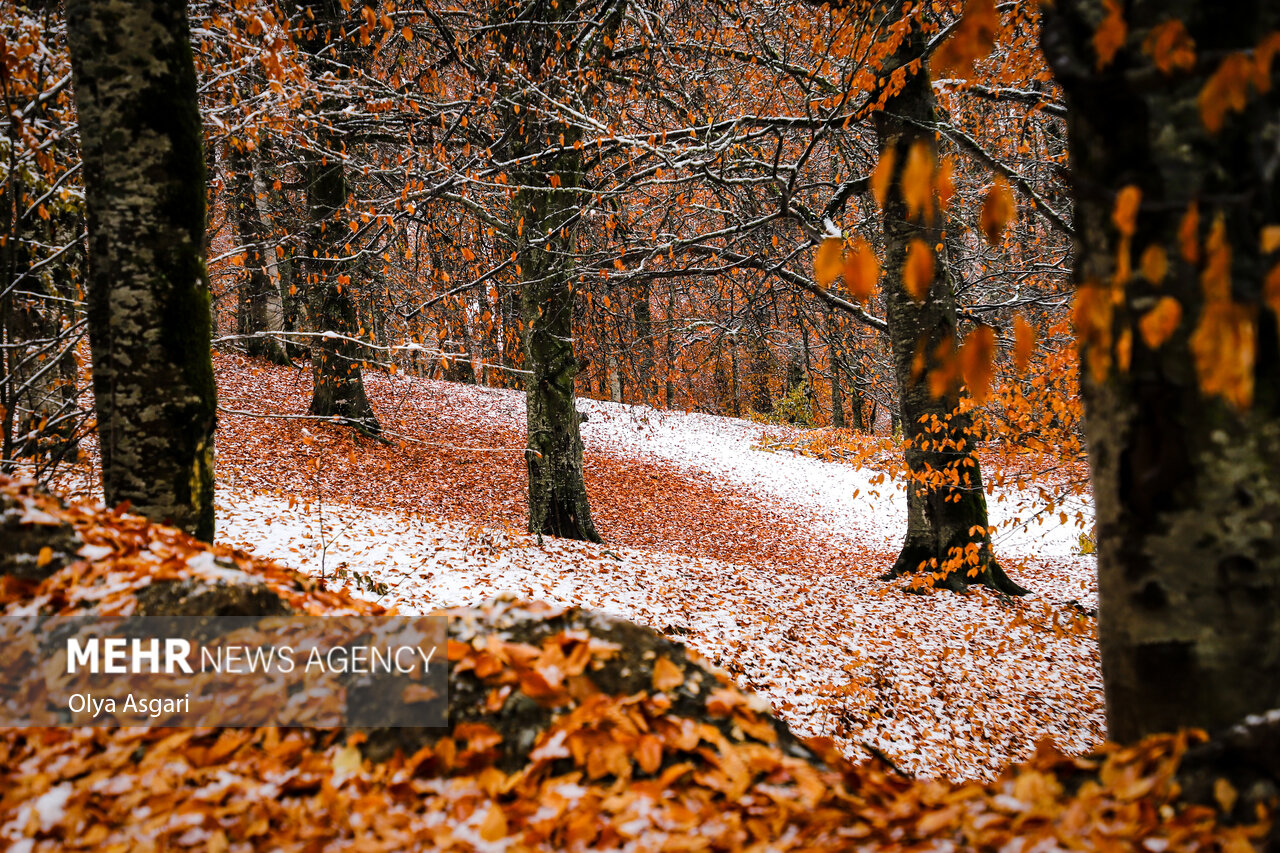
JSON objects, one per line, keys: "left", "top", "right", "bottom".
{"left": 1043, "top": 0, "right": 1280, "bottom": 741}
{"left": 490, "top": 0, "right": 622, "bottom": 543}
{"left": 65, "top": 0, "right": 217, "bottom": 541}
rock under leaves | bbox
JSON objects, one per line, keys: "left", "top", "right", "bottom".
{"left": 0, "top": 474, "right": 1273, "bottom": 851}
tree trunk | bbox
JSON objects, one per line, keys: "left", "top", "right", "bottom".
{"left": 632, "top": 282, "right": 658, "bottom": 405}
{"left": 827, "top": 312, "right": 846, "bottom": 429}
{"left": 874, "top": 12, "right": 1023, "bottom": 595}
{"left": 227, "top": 145, "right": 288, "bottom": 365}
{"left": 295, "top": 0, "right": 379, "bottom": 435}
{"left": 65, "top": 0, "right": 217, "bottom": 541}
{"left": 517, "top": 149, "right": 601, "bottom": 540}
{"left": 1042, "top": 0, "right": 1280, "bottom": 741}
{"left": 665, "top": 283, "right": 677, "bottom": 406}
{"left": 302, "top": 148, "right": 380, "bottom": 434}
{"left": 493, "top": 0, "right": 619, "bottom": 543}
{"left": 748, "top": 307, "right": 773, "bottom": 413}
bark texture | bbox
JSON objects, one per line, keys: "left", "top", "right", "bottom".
{"left": 227, "top": 145, "right": 289, "bottom": 365}
{"left": 65, "top": 0, "right": 217, "bottom": 541}
{"left": 1043, "top": 1, "right": 1280, "bottom": 741}
{"left": 874, "top": 13, "right": 1022, "bottom": 594}
{"left": 296, "top": 0, "right": 380, "bottom": 434}
{"left": 494, "top": 0, "right": 622, "bottom": 542}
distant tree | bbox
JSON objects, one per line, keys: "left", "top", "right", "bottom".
{"left": 1042, "top": 1, "right": 1280, "bottom": 740}
{"left": 65, "top": 0, "right": 217, "bottom": 540}
{"left": 292, "top": 0, "right": 380, "bottom": 435}
{"left": 489, "top": 0, "right": 623, "bottom": 542}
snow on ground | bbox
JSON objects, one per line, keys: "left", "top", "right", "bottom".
{"left": 216, "top": 488, "right": 1101, "bottom": 781}
{"left": 575, "top": 394, "right": 1092, "bottom": 563}
{"left": 212, "top": 366, "right": 1104, "bottom": 780}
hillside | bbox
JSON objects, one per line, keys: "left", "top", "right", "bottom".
{"left": 153, "top": 354, "right": 1106, "bottom": 779}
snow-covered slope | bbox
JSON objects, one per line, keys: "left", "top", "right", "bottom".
{"left": 212, "top": 362, "right": 1103, "bottom": 781}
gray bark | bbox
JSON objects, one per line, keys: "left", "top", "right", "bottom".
{"left": 1043, "top": 0, "right": 1280, "bottom": 741}
{"left": 227, "top": 144, "right": 288, "bottom": 365}
{"left": 294, "top": 0, "right": 379, "bottom": 435}
{"left": 65, "top": 0, "right": 217, "bottom": 541}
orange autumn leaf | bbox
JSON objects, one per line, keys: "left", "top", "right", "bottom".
{"left": 870, "top": 149, "right": 896, "bottom": 209}
{"left": 1115, "top": 328, "right": 1133, "bottom": 372}
{"left": 1073, "top": 281, "right": 1115, "bottom": 383}
{"left": 1139, "top": 296, "right": 1182, "bottom": 350}
{"left": 902, "top": 141, "right": 934, "bottom": 222}
{"left": 1093, "top": 0, "right": 1126, "bottom": 69}
{"left": 401, "top": 26, "right": 414, "bottom": 41}
{"left": 1140, "top": 244, "right": 1168, "bottom": 285}
{"left": 979, "top": 176, "right": 1014, "bottom": 244}
{"left": 1261, "top": 225, "right": 1280, "bottom": 254}
{"left": 1192, "top": 217, "right": 1254, "bottom": 408}
{"left": 959, "top": 325, "right": 996, "bottom": 404}
{"left": 927, "top": 338, "right": 957, "bottom": 399}
{"left": 903, "top": 239, "right": 934, "bottom": 302}
{"left": 652, "top": 656, "right": 684, "bottom": 692}
{"left": 1256, "top": 32, "right": 1280, "bottom": 90}
{"left": 1191, "top": 302, "right": 1255, "bottom": 409}
{"left": 636, "top": 733, "right": 663, "bottom": 775}
{"left": 1265, "top": 262, "right": 1280, "bottom": 336}
{"left": 930, "top": 0, "right": 997, "bottom": 79}
{"left": 1112, "top": 185, "right": 1142, "bottom": 238}
{"left": 1199, "top": 54, "right": 1253, "bottom": 133}
{"left": 814, "top": 237, "right": 843, "bottom": 287}
{"left": 1179, "top": 203, "right": 1201, "bottom": 264}
{"left": 479, "top": 804, "right": 508, "bottom": 842}
{"left": 1201, "top": 215, "right": 1231, "bottom": 301}
{"left": 842, "top": 238, "right": 880, "bottom": 303}
{"left": 935, "top": 156, "right": 957, "bottom": 212}
{"left": 1013, "top": 315, "right": 1035, "bottom": 372}
{"left": 1142, "top": 20, "right": 1195, "bottom": 74}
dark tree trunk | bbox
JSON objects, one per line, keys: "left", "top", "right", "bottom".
{"left": 493, "top": 0, "right": 621, "bottom": 542}
{"left": 65, "top": 0, "right": 217, "bottom": 541}
{"left": 665, "top": 283, "right": 678, "bottom": 406}
{"left": 827, "top": 312, "right": 846, "bottom": 429}
{"left": 874, "top": 13, "right": 1023, "bottom": 594}
{"left": 302, "top": 149, "right": 380, "bottom": 434}
{"left": 294, "top": 0, "right": 379, "bottom": 435}
{"left": 748, "top": 307, "right": 773, "bottom": 413}
{"left": 499, "top": 283, "right": 522, "bottom": 389}
{"left": 632, "top": 282, "right": 658, "bottom": 405}
{"left": 256, "top": 138, "right": 306, "bottom": 360}
{"left": 1043, "top": 0, "right": 1280, "bottom": 741}
{"left": 516, "top": 143, "right": 600, "bottom": 540}
{"left": 227, "top": 145, "right": 289, "bottom": 365}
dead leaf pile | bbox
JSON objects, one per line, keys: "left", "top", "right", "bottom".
{"left": 0, "top": 475, "right": 1267, "bottom": 850}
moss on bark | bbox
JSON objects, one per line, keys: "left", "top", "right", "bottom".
{"left": 1043, "top": 0, "right": 1280, "bottom": 740}
{"left": 66, "top": 0, "right": 217, "bottom": 541}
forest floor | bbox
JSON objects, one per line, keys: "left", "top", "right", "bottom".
{"left": 64, "top": 352, "right": 1104, "bottom": 780}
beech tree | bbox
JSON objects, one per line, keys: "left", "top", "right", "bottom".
{"left": 488, "top": 0, "right": 623, "bottom": 542}
{"left": 867, "top": 4, "right": 1025, "bottom": 594}
{"left": 1042, "top": 1, "right": 1280, "bottom": 741}
{"left": 64, "top": 0, "right": 217, "bottom": 540}
{"left": 294, "top": 0, "right": 381, "bottom": 435}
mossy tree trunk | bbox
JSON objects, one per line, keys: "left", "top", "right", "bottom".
{"left": 874, "top": 12, "right": 1024, "bottom": 595}
{"left": 1042, "top": 0, "right": 1280, "bottom": 741}
{"left": 492, "top": 0, "right": 622, "bottom": 543}
{"left": 65, "top": 0, "right": 217, "bottom": 541}
{"left": 302, "top": 146, "right": 379, "bottom": 433}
